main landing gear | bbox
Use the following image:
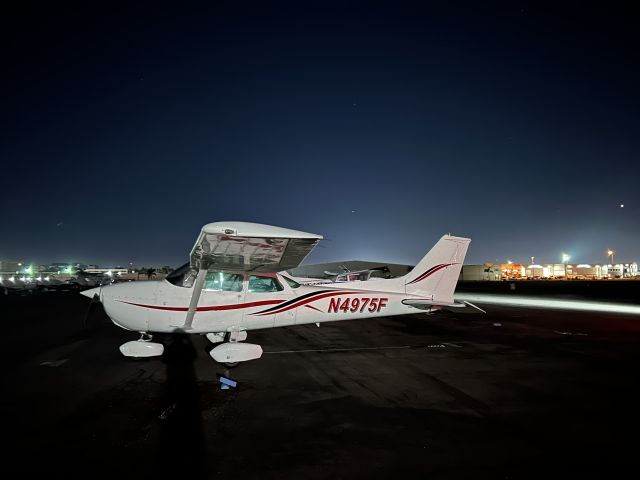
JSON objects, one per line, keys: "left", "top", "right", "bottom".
{"left": 206, "top": 330, "right": 263, "bottom": 367}
{"left": 118, "top": 329, "right": 263, "bottom": 366}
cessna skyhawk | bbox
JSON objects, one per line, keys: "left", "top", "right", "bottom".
{"left": 81, "top": 221, "right": 471, "bottom": 366}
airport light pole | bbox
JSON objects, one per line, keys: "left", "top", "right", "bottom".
{"left": 607, "top": 249, "right": 615, "bottom": 278}
{"left": 562, "top": 253, "right": 570, "bottom": 279}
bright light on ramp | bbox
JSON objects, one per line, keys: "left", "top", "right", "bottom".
{"left": 455, "top": 293, "right": 640, "bottom": 316}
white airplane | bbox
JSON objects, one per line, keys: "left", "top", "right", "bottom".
{"left": 286, "top": 265, "right": 393, "bottom": 286}
{"left": 81, "top": 221, "right": 471, "bottom": 367}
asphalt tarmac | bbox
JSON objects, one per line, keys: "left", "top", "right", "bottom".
{"left": 2, "top": 291, "right": 639, "bottom": 479}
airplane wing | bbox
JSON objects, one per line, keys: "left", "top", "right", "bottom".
{"left": 182, "top": 222, "right": 322, "bottom": 330}
{"left": 190, "top": 221, "right": 323, "bottom": 272}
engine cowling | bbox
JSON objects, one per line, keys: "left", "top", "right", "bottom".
{"left": 210, "top": 342, "right": 263, "bottom": 364}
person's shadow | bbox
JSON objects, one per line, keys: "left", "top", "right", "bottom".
{"left": 154, "top": 331, "right": 205, "bottom": 478}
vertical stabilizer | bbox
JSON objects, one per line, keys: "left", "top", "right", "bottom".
{"left": 403, "top": 235, "right": 470, "bottom": 303}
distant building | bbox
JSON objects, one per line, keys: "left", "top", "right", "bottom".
{"left": 0, "top": 260, "right": 21, "bottom": 273}
{"left": 567, "top": 264, "right": 603, "bottom": 279}
{"left": 460, "top": 264, "right": 502, "bottom": 281}
{"left": 461, "top": 261, "right": 638, "bottom": 280}
{"left": 41, "top": 262, "right": 88, "bottom": 273}
{"left": 500, "top": 263, "right": 526, "bottom": 279}
{"left": 603, "top": 263, "right": 638, "bottom": 278}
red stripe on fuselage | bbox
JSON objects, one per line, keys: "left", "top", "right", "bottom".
{"left": 253, "top": 290, "right": 359, "bottom": 315}
{"left": 119, "top": 299, "right": 284, "bottom": 312}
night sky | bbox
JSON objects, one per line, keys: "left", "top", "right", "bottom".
{"left": 3, "top": 1, "right": 639, "bottom": 268}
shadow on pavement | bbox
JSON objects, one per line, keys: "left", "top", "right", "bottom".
{"left": 155, "top": 332, "right": 206, "bottom": 478}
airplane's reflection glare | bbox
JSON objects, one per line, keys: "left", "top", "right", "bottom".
{"left": 455, "top": 293, "right": 640, "bottom": 316}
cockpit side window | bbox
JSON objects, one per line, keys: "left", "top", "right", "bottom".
{"left": 204, "top": 271, "right": 244, "bottom": 292}
{"left": 248, "top": 275, "right": 284, "bottom": 293}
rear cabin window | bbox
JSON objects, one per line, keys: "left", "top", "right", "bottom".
{"left": 248, "top": 275, "right": 283, "bottom": 293}
{"left": 282, "top": 276, "right": 301, "bottom": 288}
{"left": 204, "top": 271, "right": 244, "bottom": 292}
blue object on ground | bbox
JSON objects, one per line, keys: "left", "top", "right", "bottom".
{"left": 218, "top": 375, "right": 238, "bottom": 388}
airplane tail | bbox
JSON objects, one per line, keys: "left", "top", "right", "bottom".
{"left": 401, "top": 235, "right": 470, "bottom": 304}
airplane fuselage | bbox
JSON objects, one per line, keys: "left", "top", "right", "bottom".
{"left": 90, "top": 273, "right": 429, "bottom": 335}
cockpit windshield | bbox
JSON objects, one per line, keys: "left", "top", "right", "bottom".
{"left": 166, "top": 263, "right": 198, "bottom": 288}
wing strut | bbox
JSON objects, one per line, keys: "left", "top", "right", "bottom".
{"left": 184, "top": 269, "right": 207, "bottom": 330}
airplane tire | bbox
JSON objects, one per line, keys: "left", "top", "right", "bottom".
{"left": 222, "top": 362, "right": 239, "bottom": 368}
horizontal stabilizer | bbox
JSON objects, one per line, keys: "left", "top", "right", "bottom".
{"left": 462, "top": 300, "right": 486, "bottom": 314}
{"left": 402, "top": 299, "right": 486, "bottom": 313}
{"left": 402, "top": 299, "right": 466, "bottom": 308}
